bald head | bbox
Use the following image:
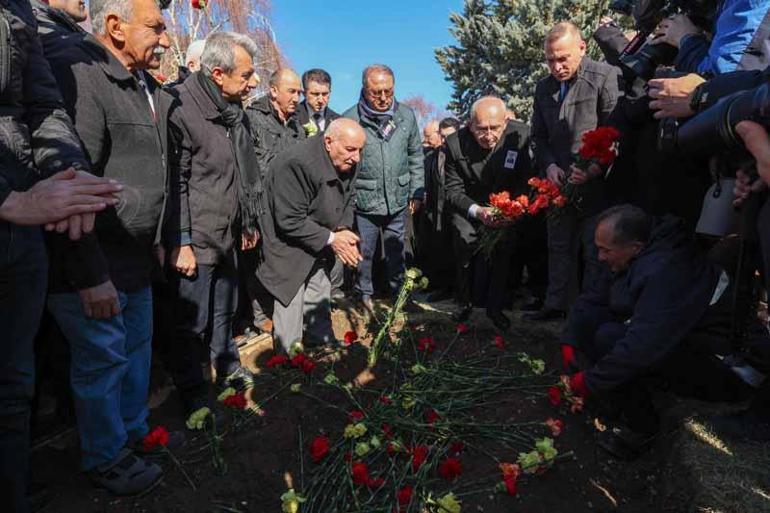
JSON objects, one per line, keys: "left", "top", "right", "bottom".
{"left": 469, "top": 97, "right": 507, "bottom": 150}
{"left": 325, "top": 119, "right": 367, "bottom": 172}
{"left": 423, "top": 120, "right": 441, "bottom": 149}
{"left": 269, "top": 68, "right": 302, "bottom": 120}
{"left": 545, "top": 21, "right": 586, "bottom": 82}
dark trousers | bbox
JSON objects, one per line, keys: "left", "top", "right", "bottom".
{"left": 510, "top": 215, "right": 548, "bottom": 301}
{"left": 451, "top": 216, "right": 511, "bottom": 312}
{"left": 573, "top": 314, "right": 752, "bottom": 433}
{"left": 239, "top": 248, "right": 273, "bottom": 328}
{"left": 414, "top": 210, "right": 455, "bottom": 292}
{"left": 545, "top": 211, "right": 602, "bottom": 311}
{"left": 0, "top": 224, "right": 47, "bottom": 513}
{"left": 169, "top": 253, "right": 241, "bottom": 398}
{"left": 355, "top": 210, "right": 407, "bottom": 300}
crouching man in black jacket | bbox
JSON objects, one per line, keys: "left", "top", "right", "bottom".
{"left": 444, "top": 96, "right": 536, "bottom": 331}
{"left": 562, "top": 205, "right": 764, "bottom": 458}
{"left": 257, "top": 119, "right": 364, "bottom": 353}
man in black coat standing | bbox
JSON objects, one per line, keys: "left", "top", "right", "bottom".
{"left": 444, "top": 96, "right": 535, "bottom": 331}
{"left": 258, "top": 119, "right": 365, "bottom": 352}
{"left": 297, "top": 68, "right": 340, "bottom": 136}
{"left": 166, "top": 32, "right": 261, "bottom": 413}
{"left": 528, "top": 21, "right": 621, "bottom": 321}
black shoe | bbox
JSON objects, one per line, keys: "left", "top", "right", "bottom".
{"left": 707, "top": 408, "right": 770, "bottom": 441}
{"left": 596, "top": 424, "right": 656, "bottom": 460}
{"left": 486, "top": 309, "right": 511, "bottom": 331}
{"left": 451, "top": 303, "right": 473, "bottom": 323}
{"left": 521, "top": 298, "right": 544, "bottom": 312}
{"left": 523, "top": 308, "right": 566, "bottom": 321}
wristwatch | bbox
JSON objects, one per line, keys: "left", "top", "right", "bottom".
{"left": 689, "top": 82, "right": 708, "bottom": 114}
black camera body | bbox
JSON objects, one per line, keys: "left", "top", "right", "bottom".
{"left": 611, "top": 0, "right": 718, "bottom": 80}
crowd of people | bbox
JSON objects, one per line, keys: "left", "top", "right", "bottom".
{"left": 4, "top": 0, "right": 770, "bottom": 511}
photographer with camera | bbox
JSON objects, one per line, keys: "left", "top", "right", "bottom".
{"left": 654, "top": 0, "right": 770, "bottom": 74}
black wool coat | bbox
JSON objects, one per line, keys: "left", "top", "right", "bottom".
{"left": 257, "top": 136, "right": 356, "bottom": 306}
{"left": 167, "top": 73, "right": 244, "bottom": 265}
{"left": 444, "top": 120, "right": 535, "bottom": 246}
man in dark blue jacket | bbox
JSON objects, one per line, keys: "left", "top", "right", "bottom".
{"left": 562, "top": 205, "right": 757, "bottom": 457}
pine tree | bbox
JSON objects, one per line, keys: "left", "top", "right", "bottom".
{"left": 436, "top": 0, "right": 611, "bottom": 121}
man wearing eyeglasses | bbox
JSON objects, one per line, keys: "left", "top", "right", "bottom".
{"left": 343, "top": 64, "right": 424, "bottom": 312}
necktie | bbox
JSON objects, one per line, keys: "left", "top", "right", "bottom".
{"left": 313, "top": 112, "right": 324, "bottom": 132}
{"left": 559, "top": 82, "right": 569, "bottom": 103}
{"left": 136, "top": 72, "right": 156, "bottom": 121}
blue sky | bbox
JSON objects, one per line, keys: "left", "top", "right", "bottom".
{"left": 271, "top": 0, "right": 463, "bottom": 114}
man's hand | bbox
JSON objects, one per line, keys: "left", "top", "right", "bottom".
{"left": 0, "top": 168, "right": 121, "bottom": 237}
{"left": 652, "top": 14, "right": 700, "bottom": 48}
{"left": 242, "top": 231, "right": 259, "bottom": 251}
{"left": 78, "top": 280, "right": 120, "bottom": 319}
{"left": 732, "top": 169, "right": 766, "bottom": 208}
{"left": 330, "top": 229, "right": 363, "bottom": 267}
{"left": 546, "top": 164, "right": 566, "bottom": 187}
{"left": 172, "top": 245, "right": 197, "bottom": 277}
{"left": 409, "top": 198, "right": 423, "bottom": 215}
{"left": 567, "top": 163, "right": 602, "bottom": 185}
{"left": 648, "top": 74, "right": 705, "bottom": 119}
{"left": 736, "top": 120, "right": 770, "bottom": 187}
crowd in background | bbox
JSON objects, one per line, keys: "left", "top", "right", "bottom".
{"left": 4, "top": 0, "right": 770, "bottom": 511}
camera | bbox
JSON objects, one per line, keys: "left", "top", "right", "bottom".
{"left": 611, "top": 0, "right": 717, "bottom": 80}
{"left": 664, "top": 81, "right": 770, "bottom": 157}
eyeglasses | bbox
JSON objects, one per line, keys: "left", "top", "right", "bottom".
{"left": 366, "top": 88, "right": 394, "bottom": 99}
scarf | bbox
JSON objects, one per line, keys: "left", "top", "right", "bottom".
{"left": 197, "top": 72, "right": 262, "bottom": 234}
{"left": 357, "top": 90, "right": 399, "bottom": 140}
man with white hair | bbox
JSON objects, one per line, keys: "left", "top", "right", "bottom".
{"left": 174, "top": 39, "right": 205, "bottom": 84}
{"left": 166, "top": 31, "right": 260, "bottom": 415}
{"left": 258, "top": 118, "right": 365, "bottom": 352}
{"left": 444, "top": 96, "right": 536, "bottom": 331}
{"left": 43, "top": 0, "right": 175, "bottom": 496}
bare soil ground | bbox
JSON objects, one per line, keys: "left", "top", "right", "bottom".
{"left": 31, "top": 300, "right": 770, "bottom": 513}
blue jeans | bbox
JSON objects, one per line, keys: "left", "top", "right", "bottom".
{"left": 0, "top": 224, "right": 47, "bottom": 513}
{"left": 48, "top": 286, "right": 152, "bottom": 470}
{"left": 355, "top": 210, "right": 407, "bottom": 300}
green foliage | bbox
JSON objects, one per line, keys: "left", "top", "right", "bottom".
{"left": 435, "top": 0, "right": 611, "bottom": 121}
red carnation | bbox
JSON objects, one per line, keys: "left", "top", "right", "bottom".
{"left": 425, "top": 408, "right": 440, "bottom": 425}
{"left": 386, "top": 442, "right": 400, "bottom": 455}
{"left": 352, "top": 462, "right": 370, "bottom": 486}
{"left": 438, "top": 457, "right": 462, "bottom": 481}
{"left": 397, "top": 486, "right": 413, "bottom": 505}
{"left": 191, "top": 0, "right": 206, "bottom": 9}
{"left": 309, "top": 435, "right": 329, "bottom": 463}
{"left": 381, "top": 423, "right": 394, "bottom": 438}
{"left": 493, "top": 335, "right": 505, "bottom": 349}
{"left": 141, "top": 425, "right": 169, "bottom": 451}
{"left": 503, "top": 475, "right": 518, "bottom": 495}
{"left": 379, "top": 395, "right": 392, "bottom": 405}
{"left": 290, "top": 353, "right": 306, "bottom": 367}
{"left": 417, "top": 336, "right": 436, "bottom": 354}
{"left": 222, "top": 391, "right": 247, "bottom": 410}
{"left": 547, "top": 386, "right": 562, "bottom": 406}
{"left": 348, "top": 410, "right": 365, "bottom": 423}
{"left": 411, "top": 445, "right": 429, "bottom": 472}
{"left": 266, "top": 354, "right": 288, "bottom": 368}
{"left": 456, "top": 323, "right": 469, "bottom": 334}
{"left": 343, "top": 330, "right": 358, "bottom": 345}
{"left": 546, "top": 417, "right": 565, "bottom": 437}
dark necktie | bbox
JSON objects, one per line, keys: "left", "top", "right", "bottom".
{"left": 313, "top": 112, "right": 323, "bottom": 131}
{"left": 559, "top": 82, "right": 569, "bottom": 103}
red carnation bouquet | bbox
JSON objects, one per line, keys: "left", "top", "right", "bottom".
{"left": 477, "top": 191, "right": 528, "bottom": 257}
{"left": 526, "top": 177, "right": 567, "bottom": 216}
{"left": 561, "top": 126, "right": 621, "bottom": 211}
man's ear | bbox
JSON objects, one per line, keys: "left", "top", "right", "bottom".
{"left": 323, "top": 135, "right": 333, "bottom": 153}
{"left": 270, "top": 85, "right": 279, "bottom": 100}
{"left": 210, "top": 67, "right": 226, "bottom": 88}
{"left": 105, "top": 13, "right": 126, "bottom": 43}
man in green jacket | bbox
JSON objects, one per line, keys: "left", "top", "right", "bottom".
{"left": 344, "top": 64, "right": 424, "bottom": 309}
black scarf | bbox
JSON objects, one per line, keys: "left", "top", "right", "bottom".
{"left": 357, "top": 90, "right": 399, "bottom": 140}
{"left": 197, "top": 72, "right": 262, "bottom": 234}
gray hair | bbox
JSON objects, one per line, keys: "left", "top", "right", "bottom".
{"left": 362, "top": 64, "right": 394, "bottom": 86}
{"left": 185, "top": 40, "right": 206, "bottom": 67}
{"left": 200, "top": 32, "right": 258, "bottom": 75}
{"left": 90, "top": 0, "right": 133, "bottom": 35}
{"left": 597, "top": 204, "right": 653, "bottom": 245}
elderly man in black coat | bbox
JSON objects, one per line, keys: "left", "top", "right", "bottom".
{"left": 444, "top": 96, "right": 537, "bottom": 331}
{"left": 562, "top": 205, "right": 763, "bottom": 458}
{"left": 258, "top": 119, "right": 365, "bottom": 352}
